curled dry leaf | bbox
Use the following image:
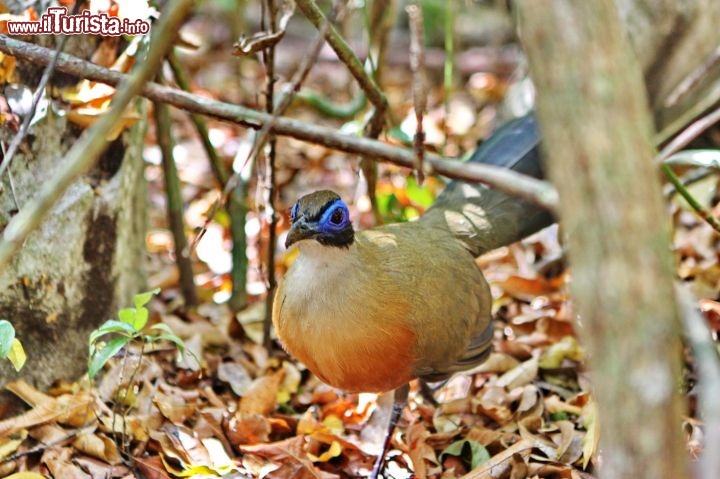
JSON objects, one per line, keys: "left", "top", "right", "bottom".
{"left": 133, "top": 455, "right": 173, "bottom": 479}
{"left": 460, "top": 439, "right": 533, "bottom": 479}
{"left": 496, "top": 357, "right": 539, "bottom": 390}
{"left": 407, "top": 421, "right": 437, "bottom": 479}
{"left": 0, "top": 382, "right": 95, "bottom": 437}
{"left": 218, "top": 361, "right": 254, "bottom": 396}
{"left": 72, "top": 432, "right": 122, "bottom": 465}
{"left": 232, "top": 0, "right": 296, "bottom": 56}
{"left": 41, "top": 447, "right": 90, "bottom": 479}
{"left": 239, "top": 369, "right": 283, "bottom": 416}
{"left": 473, "top": 352, "right": 521, "bottom": 374}
{"left": 227, "top": 412, "right": 272, "bottom": 445}
{"left": 153, "top": 391, "right": 195, "bottom": 424}
{"left": 240, "top": 436, "right": 321, "bottom": 479}
{"left": 474, "top": 386, "right": 513, "bottom": 424}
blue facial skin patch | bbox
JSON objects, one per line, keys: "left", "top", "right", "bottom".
{"left": 318, "top": 199, "right": 351, "bottom": 234}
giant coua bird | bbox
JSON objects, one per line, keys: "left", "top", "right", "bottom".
{"left": 273, "top": 114, "right": 552, "bottom": 476}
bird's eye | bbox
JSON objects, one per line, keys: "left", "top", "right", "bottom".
{"left": 330, "top": 207, "right": 344, "bottom": 225}
{"left": 290, "top": 203, "right": 299, "bottom": 222}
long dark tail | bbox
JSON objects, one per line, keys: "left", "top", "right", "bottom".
{"left": 422, "top": 114, "right": 554, "bottom": 256}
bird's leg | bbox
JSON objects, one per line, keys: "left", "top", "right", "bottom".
{"left": 418, "top": 379, "right": 444, "bottom": 406}
{"left": 370, "top": 384, "right": 410, "bottom": 479}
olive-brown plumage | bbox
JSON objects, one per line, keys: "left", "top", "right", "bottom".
{"left": 273, "top": 114, "right": 552, "bottom": 394}
{"left": 273, "top": 211, "right": 492, "bottom": 393}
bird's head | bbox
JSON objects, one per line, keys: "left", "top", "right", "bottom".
{"left": 285, "top": 190, "right": 355, "bottom": 248}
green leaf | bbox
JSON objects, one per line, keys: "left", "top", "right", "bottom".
{"left": 148, "top": 332, "right": 185, "bottom": 355}
{"left": 406, "top": 175, "right": 436, "bottom": 208}
{"left": 118, "top": 308, "right": 136, "bottom": 326}
{"left": 149, "top": 323, "right": 176, "bottom": 335}
{"left": 377, "top": 193, "right": 406, "bottom": 222}
{"left": 550, "top": 411, "right": 569, "bottom": 421}
{"left": 133, "top": 288, "right": 160, "bottom": 309}
{"left": 440, "top": 439, "right": 490, "bottom": 470}
{"left": 387, "top": 126, "right": 412, "bottom": 146}
{"left": 7, "top": 338, "right": 26, "bottom": 371}
{"left": 131, "top": 307, "right": 149, "bottom": 331}
{"left": 88, "top": 336, "right": 130, "bottom": 378}
{"left": 0, "top": 320, "right": 16, "bottom": 358}
{"left": 88, "top": 320, "right": 136, "bottom": 345}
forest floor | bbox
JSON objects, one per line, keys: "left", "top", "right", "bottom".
{"left": 1, "top": 2, "right": 718, "bottom": 478}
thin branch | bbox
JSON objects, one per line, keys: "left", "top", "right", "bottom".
{"left": 262, "top": 0, "right": 279, "bottom": 350}
{"left": 656, "top": 105, "right": 720, "bottom": 233}
{"left": 406, "top": 4, "right": 427, "bottom": 184}
{"left": 443, "top": 0, "right": 455, "bottom": 153}
{"left": 656, "top": 87, "right": 720, "bottom": 148}
{"left": 657, "top": 104, "right": 720, "bottom": 163}
{"left": 295, "top": 0, "right": 388, "bottom": 119}
{"left": 661, "top": 163, "right": 720, "bottom": 233}
{"left": 167, "top": 51, "right": 249, "bottom": 311}
{"left": 676, "top": 284, "right": 720, "bottom": 479}
{"left": 0, "top": 35, "right": 558, "bottom": 211}
{"left": 223, "top": 0, "right": 344, "bottom": 197}
{"left": 167, "top": 51, "right": 229, "bottom": 185}
{"left": 154, "top": 77, "right": 198, "bottom": 306}
{"left": 191, "top": 0, "right": 347, "bottom": 269}
{"left": 294, "top": 89, "right": 366, "bottom": 118}
{"left": 0, "top": 0, "right": 194, "bottom": 269}
{"left": 0, "top": 1, "right": 81, "bottom": 180}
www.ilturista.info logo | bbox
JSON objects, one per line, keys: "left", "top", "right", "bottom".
{"left": 6, "top": 7, "right": 151, "bottom": 36}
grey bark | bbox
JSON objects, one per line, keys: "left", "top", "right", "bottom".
{"left": 0, "top": 88, "right": 146, "bottom": 393}
{"left": 516, "top": 1, "right": 690, "bottom": 478}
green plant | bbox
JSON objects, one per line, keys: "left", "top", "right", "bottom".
{"left": 0, "top": 320, "right": 26, "bottom": 371}
{"left": 87, "top": 288, "right": 184, "bottom": 378}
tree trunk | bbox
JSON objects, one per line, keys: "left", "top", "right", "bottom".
{"left": 0, "top": 38, "right": 146, "bottom": 394}
{"left": 516, "top": 2, "right": 687, "bottom": 478}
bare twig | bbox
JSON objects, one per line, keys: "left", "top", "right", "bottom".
{"left": 0, "top": 423, "right": 97, "bottom": 463}
{"left": 656, "top": 82, "right": 720, "bottom": 146}
{"left": 657, "top": 104, "right": 720, "bottom": 163}
{"left": 167, "top": 51, "right": 249, "bottom": 311}
{"left": 154, "top": 77, "right": 198, "bottom": 306}
{"left": 295, "top": 89, "right": 366, "bottom": 118}
{"left": 443, "top": 0, "right": 455, "bottom": 151}
{"left": 0, "top": 0, "right": 194, "bottom": 269}
{"left": 0, "top": 1, "right": 81, "bottom": 180}
{"left": 657, "top": 104, "right": 720, "bottom": 233}
{"left": 366, "top": 0, "right": 397, "bottom": 88}
{"left": 661, "top": 163, "right": 720, "bottom": 233}
{"left": 262, "top": 0, "right": 279, "bottom": 350}
{"left": 223, "top": 0, "right": 344, "bottom": 199}
{"left": 676, "top": 284, "right": 720, "bottom": 479}
{"left": 406, "top": 4, "right": 426, "bottom": 184}
{"left": 167, "top": 51, "right": 229, "bottom": 185}
{"left": 664, "top": 45, "right": 720, "bottom": 108}
{"left": 295, "top": 0, "right": 388, "bottom": 118}
{"left": 0, "top": 35, "right": 558, "bottom": 210}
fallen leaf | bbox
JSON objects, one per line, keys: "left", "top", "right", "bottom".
{"left": 239, "top": 370, "right": 283, "bottom": 416}
{"left": 460, "top": 439, "right": 533, "bottom": 479}
{"left": 496, "top": 357, "right": 539, "bottom": 390}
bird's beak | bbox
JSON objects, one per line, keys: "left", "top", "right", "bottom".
{"left": 285, "top": 218, "right": 316, "bottom": 248}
